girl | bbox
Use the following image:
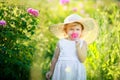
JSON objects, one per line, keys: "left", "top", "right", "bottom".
{"left": 46, "top": 14, "right": 98, "bottom": 80}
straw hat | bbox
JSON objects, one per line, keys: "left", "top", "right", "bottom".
{"left": 49, "top": 14, "right": 98, "bottom": 44}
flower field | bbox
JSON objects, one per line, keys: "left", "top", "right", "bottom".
{"left": 0, "top": 0, "right": 120, "bottom": 80}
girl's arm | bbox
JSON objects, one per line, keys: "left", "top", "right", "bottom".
{"left": 49, "top": 43, "right": 60, "bottom": 75}
{"left": 76, "top": 40, "right": 87, "bottom": 63}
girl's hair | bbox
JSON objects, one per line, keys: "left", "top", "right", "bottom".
{"left": 63, "top": 22, "right": 84, "bottom": 33}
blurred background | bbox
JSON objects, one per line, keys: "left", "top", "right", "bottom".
{"left": 0, "top": 0, "right": 120, "bottom": 80}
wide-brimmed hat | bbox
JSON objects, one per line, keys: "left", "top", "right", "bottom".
{"left": 49, "top": 14, "right": 98, "bottom": 44}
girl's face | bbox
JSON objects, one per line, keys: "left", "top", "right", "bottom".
{"left": 65, "top": 22, "right": 83, "bottom": 40}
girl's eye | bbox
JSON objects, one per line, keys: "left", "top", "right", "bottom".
{"left": 76, "top": 29, "right": 80, "bottom": 30}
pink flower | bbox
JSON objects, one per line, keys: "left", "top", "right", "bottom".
{"left": 71, "top": 33, "right": 79, "bottom": 40}
{"left": 72, "top": 7, "right": 78, "bottom": 12}
{"left": 27, "top": 8, "right": 39, "bottom": 17}
{"left": 60, "top": 0, "right": 70, "bottom": 5}
{"left": 27, "top": 8, "right": 33, "bottom": 13}
{"left": 80, "top": 10, "right": 85, "bottom": 14}
{"left": 31, "top": 10, "right": 39, "bottom": 17}
{"left": 0, "top": 20, "right": 6, "bottom": 26}
{"left": 79, "top": 3, "right": 84, "bottom": 8}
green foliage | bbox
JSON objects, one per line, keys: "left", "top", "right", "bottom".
{"left": 86, "top": 2, "right": 120, "bottom": 80}
{"left": 0, "top": 2, "right": 39, "bottom": 80}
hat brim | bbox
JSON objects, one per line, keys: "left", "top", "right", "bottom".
{"left": 49, "top": 18, "right": 99, "bottom": 44}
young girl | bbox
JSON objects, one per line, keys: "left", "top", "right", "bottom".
{"left": 46, "top": 14, "right": 98, "bottom": 80}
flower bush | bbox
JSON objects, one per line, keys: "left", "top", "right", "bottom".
{"left": 0, "top": 2, "right": 39, "bottom": 80}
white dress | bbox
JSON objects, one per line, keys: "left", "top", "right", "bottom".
{"left": 52, "top": 38, "right": 86, "bottom": 80}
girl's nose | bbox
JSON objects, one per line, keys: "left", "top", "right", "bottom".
{"left": 73, "top": 30, "right": 77, "bottom": 33}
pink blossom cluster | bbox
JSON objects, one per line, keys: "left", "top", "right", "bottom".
{"left": 71, "top": 33, "right": 79, "bottom": 40}
{"left": 0, "top": 20, "right": 6, "bottom": 26}
{"left": 27, "top": 8, "right": 39, "bottom": 17}
{"left": 60, "top": 0, "right": 70, "bottom": 5}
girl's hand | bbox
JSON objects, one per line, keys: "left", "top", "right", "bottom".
{"left": 46, "top": 71, "right": 52, "bottom": 80}
{"left": 75, "top": 40, "right": 80, "bottom": 47}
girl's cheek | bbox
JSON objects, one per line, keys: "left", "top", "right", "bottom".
{"left": 67, "top": 31, "right": 72, "bottom": 34}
